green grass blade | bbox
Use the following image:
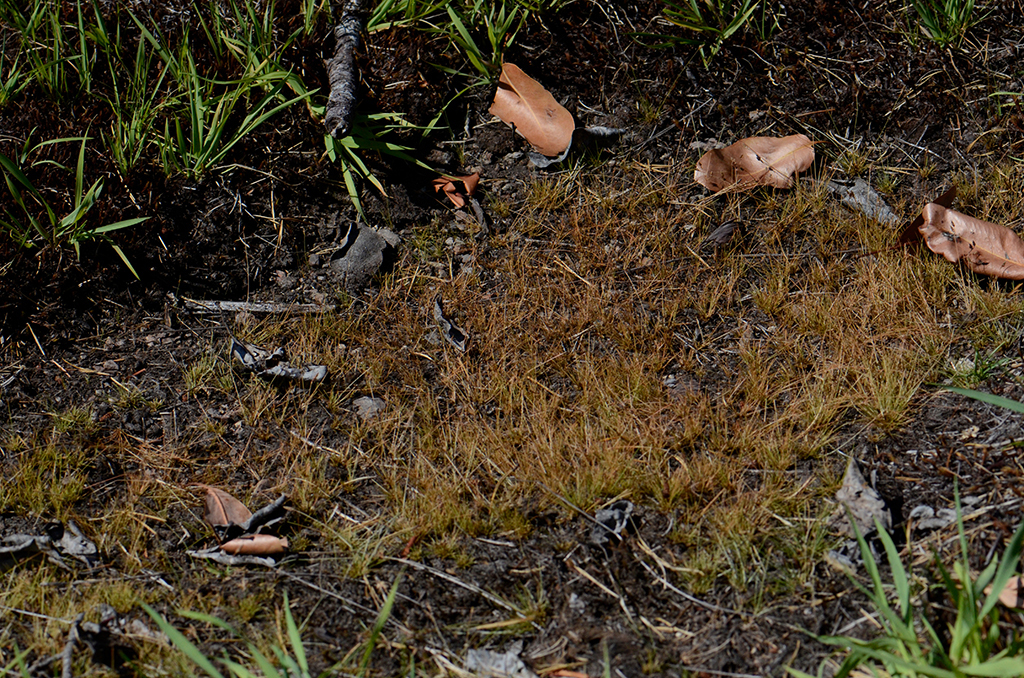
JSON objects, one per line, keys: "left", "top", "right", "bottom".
{"left": 109, "top": 244, "right": 139, "bottom": 279}
{"left": 358, "top": 572, "right": 402, "bottom": 676}
{"left": 220, "top": 657, "right": 261, "bottom": 678}
{"left": 980, "top": 514, "right": 1024, "bottom": 619}
{"left": 945, "top": 386, "right": 1024, "bottom": 413}
{"left": 141, "top": 604, "right": 227, "bottom": 678}
{"left": 960, "top": 657, "right": 1024, "bottom": 676}
{"left": 89, "top": 216, "right": 149, "bottom": 235}
{"left": 876, "top": 518, "right": 911, "bottom": 621}
{"left": 848, "top": 513, "right": 896, "bottom": 624}
{"left": 284, "top": 593, "right": 308, "bottom": 676}
{"left": 0, "top": 151, "right": 40, "bottom": 195}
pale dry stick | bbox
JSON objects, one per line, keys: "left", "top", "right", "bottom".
{"left": 0, "top": 604, "right": 74, "bottom": 624}
{"left": 389, "top": 557, "right": 539, "bottom": 628}
{"left": 181, "top": 298, "right": 336, "bottom": 314}
{"left": 279, "top": 571, "right": 391, "bottom": 623}
{"left": 25, "top": 323, "right": 45, "bottom": 356}
{"left": 564, "top": 558, "right": 672, "bottom": 640}
{"left": 290, "top": 430, "right": 344, "bottom": 456}
{"left": 676, "top": 666, "right": 762, "bottom": 678}
{"left": 637, "top": 558, "right": 756, "bottom": 621}
{"left": 564, "top": 558, "right": 635, "bottom": 623}
{"left": 60, "top": 613, "right": 84, "bottom": 678}
{"left": 425, "top": 648, "right": 472, "bottom": 678}
{"left": 551, "top": 255, "right": 595, "bottom": 288}
{"left": 834, "top": 607, "right": 883, "bottom": 636}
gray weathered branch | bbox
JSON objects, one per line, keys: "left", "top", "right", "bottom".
{"left": 324, "top": 0, "right": 365, "bottom": 138}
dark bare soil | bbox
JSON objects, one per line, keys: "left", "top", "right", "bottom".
{"left": 5, "top": 1, "right": 1024, "bottom": 676}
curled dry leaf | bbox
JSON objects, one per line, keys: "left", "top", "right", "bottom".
{"left": 489, "top": 63, "right": 574, "bottom": 158}
{"left": 431, "top": 173, "right": 480, "bottom": 208}
{"left": 202, "top": 486, "right": 252, "bottom": 528}
{"left": 219, "top": 534, "right": 289, "bottom": 556}
{"left": 694, "top": 134, "right": 815, "bottom": 193}
{"left": 918, "top": 203, "right": 1024, "bottom": 280}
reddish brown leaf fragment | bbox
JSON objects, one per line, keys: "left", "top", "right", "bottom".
{"left": 488, "top": 63, "right": 574, "bottom": 157}
{"left": 918, "top": 203, "right": 1024, "bottom": 280}
{"left": 202, "top": 486, "right": 252, "bottom": 528}
{"left": 220, "top": 534, "right": 289, "bottom": 556}
{"left": 431, "top": 173, "right": 480, "bottom": 208}
{"left": 897, "top": 186, "right": 956, "bottom": 246}
{"left": 694, "top": 134, "right": 815, "bottom": 193}
{"left": 985, "top": 576, "right": 1024, "bottom": 609}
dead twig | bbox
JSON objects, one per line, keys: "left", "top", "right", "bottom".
{"left": 61, "top": 613, "right": 84, "bottom": 678}
{"left": 324, "top": 0, "right": 365, "bottom": 138}
{"left": 181, "top": 298, "right": 336, "bottom": 314}
{"left": 390, "top": 557, "right": 541, "bottom": 629}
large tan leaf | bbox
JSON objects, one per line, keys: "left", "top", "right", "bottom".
{"left": 220, "top": 534, "right": 289, "bottom": 555}
{"left": 202, "top": 486, "right": 252, "bottom": 527}
{"left": 694, "top": 134, "right": 815, "bottom": 192}
{"left": 488, "top": 63, "right": 574, "bottom": 157}
{"left": 918, "top": 203, "right": 1024, "bottom": 280}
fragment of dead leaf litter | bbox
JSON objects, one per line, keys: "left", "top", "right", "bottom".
{"left": 987, "top": 576, "right": 1024, "bottom": 609}
{"left": 694, "top": 134, "right": 814, "bottom": 192}
{"left": 221, "top": 533, "right": 289, "bottom": 556}
{"left": 833, "top": 457, "right": 891, "bottom": 537}
{"left": 898, "top": 186, "right": 957, "bottom": 246}
{"left": 192, "top": 488, "right": 290, "bottom": 561}
{"left": 202, "top": 485, "right": 252, "bottom": 529}
{"left": 489, "top": 63, "right": 574, "bottom": 158}
{"left": 917, "top": 202, "right": 1024, "bottom": 280}
{"left": 432, "top": 173, "right": 479, "bottom": 208}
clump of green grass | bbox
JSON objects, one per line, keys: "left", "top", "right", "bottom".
{"left": 793, "top": 492, "right": 1024, "bottom": 677}
{"left": 642, "top": 0, "right": 775, "bottom": 65}
{"left": 909, "top": 0, "right": 980, "bottom": 48}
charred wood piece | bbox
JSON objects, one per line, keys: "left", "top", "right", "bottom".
{"left": 324, "top": 0, "right": 365, "bottom": 138}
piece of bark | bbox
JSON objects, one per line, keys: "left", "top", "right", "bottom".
{"left": 833, "top": 457, "right": 891, "bottom": 537}
{"left": 187, "top": 546, "right": 277, "bottom": 567}
{"left": 324, "top": 0, "right": 365, "bottom": 138}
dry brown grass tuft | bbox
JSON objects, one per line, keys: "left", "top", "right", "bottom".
{"left": 8, "top": 151, "right": 1024, "bottom": 672}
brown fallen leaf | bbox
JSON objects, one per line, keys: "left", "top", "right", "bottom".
{"left": 918, "top": 203, "right": 1024, "bottom": 280}
{"left": 694, "top": 134, "right": 815, "bottom": 192}
{"left": 897, "top": 186, "right": 956, "bottom": 246}
{"left": 488, "top": 63, "right": 574, "bottom": 158}
{"left": 431, "top": 172, "right": 480, "bottom": 208}
{"left": 986, "top": 576, "right": 1024, "bottom": 608}
{"left": 202, "top": 486, "right": 252, "bottom": 528}
{"left": 220, "top": 534, "right": 289, "bottom": 556}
